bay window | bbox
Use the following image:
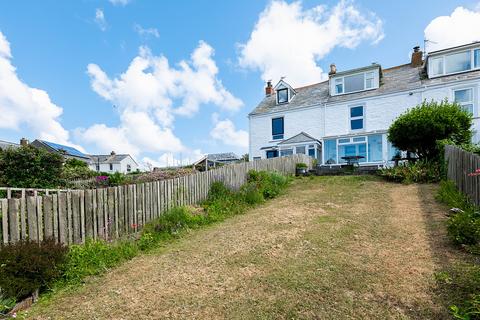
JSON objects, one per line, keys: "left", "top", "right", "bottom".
{"left": 323, "top": 134, "right": 390, "bottom": 164}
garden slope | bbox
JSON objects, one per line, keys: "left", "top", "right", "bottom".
{"left": 29, "top": 176, "right": 458, "bottom": 319}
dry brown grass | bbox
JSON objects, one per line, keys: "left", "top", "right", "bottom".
{"left": 27, "top": 176, "right": 460, "bottom": 319}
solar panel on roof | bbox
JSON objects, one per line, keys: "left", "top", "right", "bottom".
{"left": 42, "top": 140, "right": 87, "bottom": 158}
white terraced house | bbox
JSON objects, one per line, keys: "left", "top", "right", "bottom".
{"left": 248, "top": 42, "right": 480, "bottom": 166}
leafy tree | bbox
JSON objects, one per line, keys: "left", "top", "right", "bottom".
{"left": 0, "top": 145, "right": 64, "bottom": 188}
{"left": 388, "top": 100, "right": 473, "bottom": 160}
{"left": 241, "top": 153, "right": 249, "bottom": 162}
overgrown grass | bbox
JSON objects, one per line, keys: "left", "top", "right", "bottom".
{"left": 16, "top": 170, "right": 290, "bottom": 314}
{"left": 436, "top": 180, "right": 480, "bottom": 319}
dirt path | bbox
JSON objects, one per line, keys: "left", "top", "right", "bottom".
{"left": 29, "top": 176, "right": 458, "bottom": 319}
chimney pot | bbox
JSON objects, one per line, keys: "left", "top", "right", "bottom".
{"left": 329, "top": 63, "right": 337, "bottom": 75}
{"left": 20, "top": 138, "right": 29, "bottom": 146}
{"left": 265, "top": 80, "right": 274, "bottom": 96}
{"left": 411, "top": 46, "right": 423, "bottom": 67}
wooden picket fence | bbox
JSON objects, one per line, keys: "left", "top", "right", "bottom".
{"left": 0, "top": 155, "right": 312, "bottom": 244}
{"left": 445, "top": 145, "right": 480, "bottom": 206}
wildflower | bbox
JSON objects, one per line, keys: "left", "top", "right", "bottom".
{"left": 468, "top": 168, "right": 480, "bottom": 177}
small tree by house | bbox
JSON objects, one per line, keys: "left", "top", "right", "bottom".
{"left": 388, "top": 100, "right": 473, "bottom": 160}
{"left": 0, "top": 145, "right": 64, "bottom": 188}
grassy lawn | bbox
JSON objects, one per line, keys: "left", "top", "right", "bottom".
{"left": 28, "top": 176, "right": 462, "bottom": 319}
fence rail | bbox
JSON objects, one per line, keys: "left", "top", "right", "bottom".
{"left": 0, "top": 155, "right": 311, "bottom": 244}
{"left": 445, "top": 145, "right": 480, "bottom": 206}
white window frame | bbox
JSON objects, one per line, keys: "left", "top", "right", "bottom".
{"left": 428, "top": 47, "right": 480, "bottom": 78}
{"left": 453, "top": 87, "right": 475, "bottom": 116}
{"left": 276, "top": 88, "right": 289, "bottom": 104}
{"left": 331, "top": 69, "right": 379, "bottom": 96}
{"left": 349, "top": 105, "right": 365, "bottom": 132}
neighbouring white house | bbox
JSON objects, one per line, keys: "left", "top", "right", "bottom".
{"left": 89, "top": 151, "right": 139, "bottom": 174}
{"left": 249, "top": 42, "right": 480, "bottom": 166}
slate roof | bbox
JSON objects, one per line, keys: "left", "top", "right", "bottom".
{"left": 90, "top": 154, "right": 134, "bottom": 164}
{"left": 249, "top": 63, "right": 480, "bottom": 116}
{"left": 0, "top": 139, "right": 20, "bottom": 150}
{"left": 277, "top": 132, "right": 320, "bottom": 145}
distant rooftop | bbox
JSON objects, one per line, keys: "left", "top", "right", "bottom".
{"left": 33, "top": 140, "right": 89, "bottom": 159}
{"left": 0, "top": 139, "right": 20, "bottom": 150}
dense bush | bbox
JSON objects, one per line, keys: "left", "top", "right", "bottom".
{"left": 388, "top": 100, "right": 472, "bottom": 160}
{"left": 0, "top": 145, "right": 64, "bottom": 188}
{"left": 379, "top": 160, "right": 442, "bottom": 183}
{"left": 0, "top": 239, "right": 68, "bottom": 300}
{"left": 62, "top": 158, "right": 96, "bottom": 181}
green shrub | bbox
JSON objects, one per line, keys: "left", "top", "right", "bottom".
{"left": 247, "top": 170, "right": 289, "bottom": 199}
{"left": 108, "top": 172, "right": 132, "bottom": 186}
{"left": 240, "top": 182, "right": 265, "bottom": 205}
{"left": 0, "top": 145, "right": 64, "bottom": 188}
{"left": 296, "top": 163, "right": 307, "bottom": 169}
{"left": 0, "top": 239, "right": 68, "bottom": 300}
{"left": 447, "top": 211, "right": 480, "bottom": 246}
{"left": 379, "top": 160, "right": 442, "bottom": 183}
{"left": 388, "top": 100, "right": 473, "bottom": 160}
{"left": 61, "top": 239, "right": 138, "bottom": 284}
{"left": 436, "top": 180, "right": 480, "bottom": 247}
{"left": 206, "top": 181, "right": 233, "bottom": 202}
{"left": 62, "top": 158, "right": 96, "bottom": 181}
{"left": 437, "top": 180, "right": 475, "bottom": 212}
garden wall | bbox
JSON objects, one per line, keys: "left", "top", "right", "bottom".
{"left": 445, "top": 145, "right": 480, "bottom": 206}
{"left": 0, "top": 155, "right": 312, "bottom": 244}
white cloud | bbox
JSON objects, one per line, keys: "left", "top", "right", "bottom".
{"left": 210, "top": 113, "right": 248, "bottom": 149}
{"left": 134, "top": 24, "right": 160, "bottom": 38}
{"left": 238, "top": 0, "right": 384, "bottom": 87}
{"left": 81, "top": 41, "right": 241, "bottom": 160}
{"left": 109, "top": 0, "right": 131, "bottom": 6}
{"left": 95, "top": 8, "right": 107, "bottom": 31}
{"left": 424, "top": 5, "right": 480, "bottom": 52}
{"left": 0, "top": 31, "right": 81, "bottom": 150}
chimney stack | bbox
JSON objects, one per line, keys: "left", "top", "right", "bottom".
{"left": 110, "top": 151, "right": 116, "bottom": 156}
{"left": 329, "top": 63, "right": 337, "bottom": 75}
{"left": 20, "top": 138, "right": 29, "bottom": 146}
{"left": 265, "top": 80, "right": 273, "bottom": 96}
{"left": 411, "top": 46, "right": 423, "bottom": 67}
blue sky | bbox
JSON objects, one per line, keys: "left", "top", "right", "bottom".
{"left": 0, "top": 0, "right": 479, "bottom": 167}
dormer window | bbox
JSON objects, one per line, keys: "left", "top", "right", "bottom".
{"left": 277, "top": 88, "right": 288, "bottom": 104}
{"left": 428, "top": 46, "right": 480, "bottom": 78}
{"left": 331, "top": 67, "right": 379, "bottom": 96}
{"left": 273, "top": 80, "right": 296, "bottom": 105}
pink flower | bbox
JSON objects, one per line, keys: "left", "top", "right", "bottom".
{"left": 468, "top": 169, "right": 480, "bottom": 177}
